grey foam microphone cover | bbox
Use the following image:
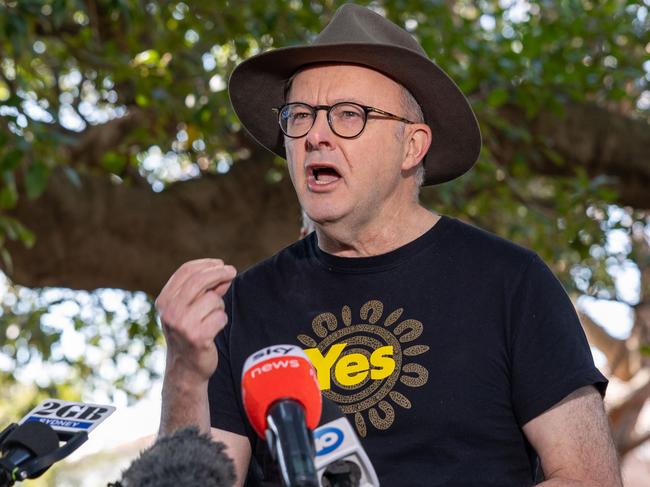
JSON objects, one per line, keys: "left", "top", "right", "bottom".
{"left": 119, "top": 426, "right": 236, "bottom": 487}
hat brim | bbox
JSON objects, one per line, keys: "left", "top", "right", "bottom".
{"left": 229, "top": 43, "right": 481, "bottom": 185}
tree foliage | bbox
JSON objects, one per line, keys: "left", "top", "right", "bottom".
{"left": 0, "top": 0, "right": 649, "bottom": 454}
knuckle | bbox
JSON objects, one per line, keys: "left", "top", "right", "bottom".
{"left": 163, "top": 307, "right": 184, "bottom": 329}
{"left": 205, "top": 310, "right": 227, "bottom": 330}
{"left": 206, "top": 292, "right": 225, "bottom": 309}
{"left": 216, "top": 310, "right": 229, "bottom": 327}
{"left": 188, "top": 325, "right": 214, "bottom": 346}
{"left": 154, "top": 295, "right": 167, "bottom": 311}
{"left": 177, "top": 259, "right": 204, "bottom": 275}
{"left": 186, "top": 280, "right": 205, "bottom": 300}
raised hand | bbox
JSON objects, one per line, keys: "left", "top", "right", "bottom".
{"left": 156, "top": 258, "right": 237, "bottom": 384}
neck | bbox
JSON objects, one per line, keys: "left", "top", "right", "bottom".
{"left": 314, "top": 204, "right": 439, "bottom": 257}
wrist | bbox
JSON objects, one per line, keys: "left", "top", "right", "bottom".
{"left": 164, "top": 357, "right": 211, "bottom": 390}
{"left": 160, "top": 375, "right": 211, "bottom": 436}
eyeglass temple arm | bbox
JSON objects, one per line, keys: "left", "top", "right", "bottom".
{"left": 366, "top": 107, "right": 414, "bottom": 124}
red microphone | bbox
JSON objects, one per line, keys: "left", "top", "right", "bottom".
{"left": 242, "top": 345, "right": 322, "bottom": 487}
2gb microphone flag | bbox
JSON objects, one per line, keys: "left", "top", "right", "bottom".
{"left": 18, "top": 399, "right": 115, "bottom": 436}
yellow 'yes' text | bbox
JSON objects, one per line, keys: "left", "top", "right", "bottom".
{"left": 304, "top": 344, "right": 396, "bottom": 390}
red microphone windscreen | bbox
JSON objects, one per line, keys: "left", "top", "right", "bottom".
{"left": 242, "top": 345, "right": 322, "bottom": 438}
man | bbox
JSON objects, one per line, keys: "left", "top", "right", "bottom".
{"left": 155, "top": 4, "right": 622, "bottom": 486}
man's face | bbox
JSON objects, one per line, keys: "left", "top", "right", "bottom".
{"left": 284, "top": 64, "right": 413, "bottom": 228}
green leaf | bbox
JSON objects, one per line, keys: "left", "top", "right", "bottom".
{"left": 542, "top": 147, "right": 565, "bottom": 167}
{"left": 265, "top": 167, "right": 284, "bottom": 184}
{"left": 0, "top": 80, "right": 9, "bottom": 102}
{"left": 0, "top": 248, "right": 12, "bottom": 274}
{"left": 25, "top": 161, "right": 50, "bottom": 200}
{"left": 135, "top": 93, "right": 149, "bottom": 106}
{"left": 0, "top": 217, "right": 16, "bottom": 240}
{"left": 640, "top": 345, "right": 650, "bottom": 358}
{"left": 129, "top": 322, "right": 139, "bottom": 338}
{"left": 0, "top": 216, "right": 35, "bottom": 247}
{"left": 101, "top": 151, "right": 126, "bottom": 174}
{"left": 486, "top": 87, "right": 509, "bottom": 108}
{"left": 0, "top": 176, "right": 18, "bottom": 209}
{"left": 15, "top": 221, "right": 35, "bottom": 248}
{"left": 0, "top": 149, "right": 23, "bottom": 173}
{"left": 133, "top": 49, "right": 160, "bottom": 67}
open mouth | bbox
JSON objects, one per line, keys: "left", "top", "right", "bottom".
{"left": 311, "top": 166, "right": 341, "bottom": 185}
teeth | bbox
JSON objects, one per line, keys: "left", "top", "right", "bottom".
{"left": 310, "top": 166, "right": 340, "bottom": 185}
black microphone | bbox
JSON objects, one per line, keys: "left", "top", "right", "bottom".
{"left": 0, "top": 399, "right": 114, "bottom": 486}
{"left": 0, "top": 422, "right": 60, "bottom": 486}
{"left": 265, "top": 400, "right": 318, "bottom": 486}
{"left": 241, "top": 345, "right": 322, "bottom": 487}
{"left": 110, "top": 426, "right": 236, "bottom": 487}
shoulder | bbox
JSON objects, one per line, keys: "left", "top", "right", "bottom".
{"left": 442, "top": 216, "right": 538, "bottom": 272}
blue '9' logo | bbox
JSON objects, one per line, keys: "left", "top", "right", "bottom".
{"left": 314, "top": 426, "right": 344, "bottom": 456}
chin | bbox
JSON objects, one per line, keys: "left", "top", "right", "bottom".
{"left": 303, "top": 204, "right": 347, "bottom": 226}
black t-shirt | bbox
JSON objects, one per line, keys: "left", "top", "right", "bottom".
{"left": 208, "top": 215, "right": 607, "bottom": 486}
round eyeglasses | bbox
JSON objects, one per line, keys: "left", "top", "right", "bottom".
{"left": 273, "top": 102, "right": 415, "bottom": 139}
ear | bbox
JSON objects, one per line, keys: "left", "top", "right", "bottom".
{"left": 401, "top": 124, "right": 432, "bottom": 172}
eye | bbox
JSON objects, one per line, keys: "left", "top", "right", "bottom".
{"left": 340, "top": 110, "right": 361, "bottom": 119}
{"left": 333, "top": 104, "right": 364, "bottom": 122}
{"left": 291, "top": 111, "right": 312, "bottom": 121}
{"left": 284, "top": 106, "right": 312, "bottom": 124}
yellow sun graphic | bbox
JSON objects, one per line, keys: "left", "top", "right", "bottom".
{"left": 297, "top": 299, "right": 429, "bottom": 437}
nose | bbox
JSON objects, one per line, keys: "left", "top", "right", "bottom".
{"left": 305, "top": 108, "right": 334, "bottom": 152}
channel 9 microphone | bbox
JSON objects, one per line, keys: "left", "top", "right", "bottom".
{"left": 314, "top": 401, "right": 379, "bottom": 487}
{"left": 0, "top": 399, "right": 114, "bottom": 486}
{"left": 242, "top": 345, "right": 322, "bottom": 487}
{"left": 109, "top": 426, "right": 235, "bottom": 487}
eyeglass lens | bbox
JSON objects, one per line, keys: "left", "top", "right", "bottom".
{"left": 279, "top": 103, "right": 367, "bottom": 138}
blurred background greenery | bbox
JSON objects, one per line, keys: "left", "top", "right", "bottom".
{"left": 0, "top": 0, "right": 649, "bottom": 484}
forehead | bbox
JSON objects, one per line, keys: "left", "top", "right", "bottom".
{"left": 287, "top": 64, "right": 402, "bottom": 105}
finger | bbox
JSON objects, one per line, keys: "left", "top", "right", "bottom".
{"left": 161, "top": 258, "right": 225, "bottom": 301}
{"left": 165, "top": 298, "right": 227, "bottom": 344}
{"left": 192, "top": 289, "right": 226, "bottom": 323}
{"left": 200, "top": 307, "right": 229, "bottom": 337}
{"left": 157, "top": 271, "right": 232, "bottom": 335}
{"left": 212, "top": 277, "right": 235, "bottom": 297}
{"left": 156, "top": 259, "right": 226, "bottom": 310}
{"left": 175, "top": 265, "right": 237, "bottom": 308}
{"left": 182, "top": 306, "right": 228, "bottom": 345}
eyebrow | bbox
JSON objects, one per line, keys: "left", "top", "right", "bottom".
{"left": 331, "top": 97, "right": 367, "bottom": 105}
{"left": 284, "top": 97, "right": 370, "bottom": 106}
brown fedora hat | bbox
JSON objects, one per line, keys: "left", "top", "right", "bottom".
{"left": 228, "top": 3, "right": 481, "bottom": 186}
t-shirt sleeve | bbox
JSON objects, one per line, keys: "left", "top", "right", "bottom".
{"left": 207, "top": 286, "right": 249, "bottom": 436}
{"left": 509, "top": 254, "right": 608, "bottom": 426}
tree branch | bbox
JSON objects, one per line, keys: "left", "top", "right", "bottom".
{"left": 579, "top": 311, "right": 640, "bottom": 381}
{"left": 65, "top": 107, "right": 148, "bottom": 168}
{"left": 497, "top": 103, "right": 650, "bottom": 209}
{"left": 608, "top": 374, "right": 650, "bottom": 455}
{"left": 3, "top": 158, "right": 300, "bottom": 295}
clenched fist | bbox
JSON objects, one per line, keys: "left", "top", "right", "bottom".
{"left": 156, "top": 258, "right": 237, "bottom": 385}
